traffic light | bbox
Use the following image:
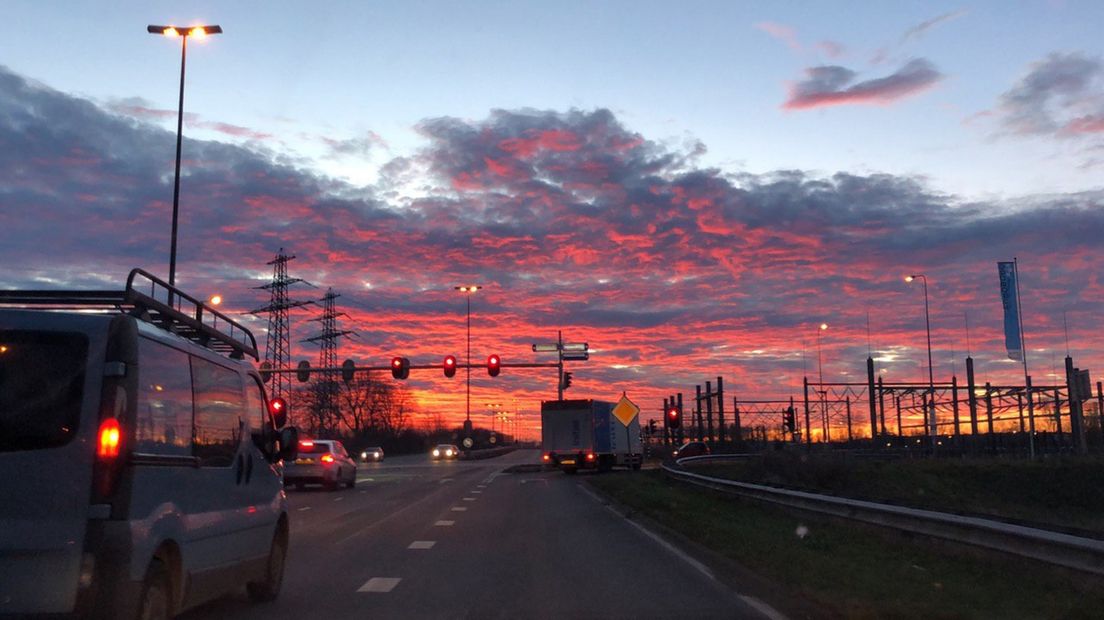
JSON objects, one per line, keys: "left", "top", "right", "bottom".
{"left": 666, "top": 406, "right": 681, "bottom": 429}
{"left": 268, "top": 397, "right": 288, "bottom": 427}
{"left": 341, "top": 359, "right": 356, "bottom": 384}
{"left": 391, "top": 356, "right": 410, "bottom": 380}
{"left": 443, "top": 355, "right": 457, "bottom": 378}
{"left": 561, "top": 371, "right": 573, "bottom": 390}
{"left": 487, "top": 354, "right": 501, "bottom": 377}
{"left": 783, "top": 406, "right": 796, "bottom": 432}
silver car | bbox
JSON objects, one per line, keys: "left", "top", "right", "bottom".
{"left": 284, "top": 439, "right": 357, "bottom": 490}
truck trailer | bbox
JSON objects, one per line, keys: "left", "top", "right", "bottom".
{"left": 541, "top": 399, "right": 642, "bottom": 473}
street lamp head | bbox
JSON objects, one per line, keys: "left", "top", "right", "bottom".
{"left": 454, "top": 284, "right": 482, "bottom": 294}
{"left": 208, "top": 294, "right": 222, "bottom": 306}
{"left": 147, "top": 24, "right": 223, "bottom": 37}
{"left": 819, "top": 323, "right": 828, "bottom": 331}
{"left": 904, "top": 275, "right": 914, "bottom": 282}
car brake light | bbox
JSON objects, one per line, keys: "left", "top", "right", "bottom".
{"left": 300, "top": 440, "right": 314, "bottom": 448}
{"left": 586, "top": 452, "right": 596, "bottom": 461}
{"left": 542, "top": 453, "right": 550, "bottom": 462}
{"left": 97, "top": 418, "right": 121, "bottom": 459}
{"left": 321, "top": 454, "right": 335, "bottom": 464}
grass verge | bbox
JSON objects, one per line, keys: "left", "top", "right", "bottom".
{"left": 588, "top": 470, "right": 1104, "bottom": 619}
{"left": 692, "top": 453, "right": 1104, "bottom": 534}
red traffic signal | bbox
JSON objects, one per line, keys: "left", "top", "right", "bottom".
{"left": 666, "top": 406, "right": 681, "bottom": 429}
{"left": 268, "top": 397, "right": 289, "bottom": 428}
{"left": 391, "top": 356, "right": 410, "bottom": 380}
{"left": 487, "top": 354, "right": 501, "bottom": 377}
{"left": 443, "top": 355, "right": 457, "bottom": 378}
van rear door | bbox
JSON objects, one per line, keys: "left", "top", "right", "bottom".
{"left": 0, "top": 317, "right": 102, "bottom": 614}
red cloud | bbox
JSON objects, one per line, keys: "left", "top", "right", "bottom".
{"left": 784, "top": 59, "right": 942, "bottom": 110}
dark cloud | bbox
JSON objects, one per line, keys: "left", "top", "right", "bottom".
{"left": 784, "top": 59, "right": 943, "bottom": 110}
{"left": 2, "top": 64, "right": 1102, "bottom": 414}
{"left": 996, "top": 52, "right": 1104, "bottom": 138}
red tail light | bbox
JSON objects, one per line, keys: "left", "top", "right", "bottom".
{"left": 542, "top": 453, "right": 551, "bottom": 462}
{"left": 321, "top": 454, "right": 335, "bottom": 464}
{"left": 586, "top": 452, "right": 596, "bottom": 461}
{"left": 97, "top": 418, "right": 121, "bottom": 459}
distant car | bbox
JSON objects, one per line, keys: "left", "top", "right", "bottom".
{"left": 284, "top": 439, "right": 357, "bottom": 490}
{"left": 360, "top": 446, "right": 384, "bottom": 462}
{"left": 673, "top": 441, "right": 710, "bottom": 459}
{"left": 431, "top": 444, "right": 459, "bottom": 460}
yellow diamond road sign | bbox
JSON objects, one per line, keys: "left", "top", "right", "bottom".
{"left": 612, "top": 394, "right": 640, "bottom": 427}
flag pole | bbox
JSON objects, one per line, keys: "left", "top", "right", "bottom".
{"left": 1014, "top": 257, "right": 1035, "bottom": 459}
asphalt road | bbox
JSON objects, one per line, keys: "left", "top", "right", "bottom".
{"left": 182, "top": 449, "right": 768, "bottom": 620}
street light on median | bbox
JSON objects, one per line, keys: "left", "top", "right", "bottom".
{"left": 147, "top": 23, "right": 223, "bottom": 287}
{"left": 454, "top": 285, "right": 482, "bottom": 424}
{"left": 905, "top": 274, "right": 936, "bottom": 440}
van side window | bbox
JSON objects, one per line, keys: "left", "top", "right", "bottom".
{"left": 135, "top": 338, "right": 193, "bottom": 456}
{"left": 244, "top": 376, "right": 268, "bottom": 433}
{"left": 191, "top": 357, "right": 244, "bottom": 467}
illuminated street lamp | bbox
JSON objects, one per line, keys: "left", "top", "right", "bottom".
{"left": 147, "top": 24, "right": 223, "bottom": 287}
{"left": 208, "top": 294, "right": 222, "bottom": 306}
{"left": 905, "top": 274, "right": 936, "bottom": 439}
{"left": 454, "top": 285, "right": 482, "bottom": 423}
{"left": 816, "top": 323, "right": 828, "bottom": 441}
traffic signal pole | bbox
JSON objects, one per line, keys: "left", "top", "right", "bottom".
{"left": 557, "top": 330, "right": 564, "bottom": 401}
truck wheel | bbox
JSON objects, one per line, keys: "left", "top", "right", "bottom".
{"left": 247, "top": 526, "right": 287, "bottom": 602}
{"left": 137, "top": 559, "right": 172, "bottom": 620}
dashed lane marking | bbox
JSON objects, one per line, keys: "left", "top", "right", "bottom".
{"left": 297, "top": 506, "right": 312, "bottom": 512}
{"left": 435, "top": 520, "right": 455, "bottom": 526}
{"left": 358, "top": 577, "right": 401, "bottom": 593}
{"left": 408, "top": 541, "right": 436, "bottom": 550}
{"left": 471, "top": 490, "right": 482, "bottom": 494}
{"left": 334, "top": 497, "right": 344, "bottom": 502}
{"left": 451, "top": 507, "right": 467, "bottom": 512}
{"left": 463, "top": 497, "right": 477, "bottom": 501}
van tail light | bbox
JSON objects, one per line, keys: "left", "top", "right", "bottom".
{"left": 321, "top": 454, "right": 335, "bottom": 464}
{"left": 542, "top": 453, "right": 551, "bottom": 462}
{"left": 97, "top": 418, "right": 121, "bottom": 459}
{"left": 586, "top": 452, "right": 596, "bottom": 461}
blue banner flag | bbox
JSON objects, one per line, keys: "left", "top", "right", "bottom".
{"left": 998, "top": 261, "right": 1022, "bottom": 361}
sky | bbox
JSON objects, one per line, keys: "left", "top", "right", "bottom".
{"left": 2, "top": 1, "right": 1103, "bottom": 438}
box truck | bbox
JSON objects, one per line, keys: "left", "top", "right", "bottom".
{"left": 541, "top": 399, "right": 642, "bottom": 473}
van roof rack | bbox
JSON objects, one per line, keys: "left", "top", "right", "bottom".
{"left": 0, "top": 268, "right": 259, "bottom": 361}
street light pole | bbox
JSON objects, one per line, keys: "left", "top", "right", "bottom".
{"left": 817, "top": 323, "right": 828, "bottom": 442}
{"left": 455, "top": 285, "right": 482, "bottom": 424}
{"left": 907, "top": 275, "right": 936, "bottom": 439}
{"left": 147, "top": 24, "right": 222, "bottom": 287}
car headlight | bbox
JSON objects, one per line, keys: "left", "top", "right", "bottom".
{"left": 445, "top": 449, "right": 453, "bottom": 457}
{"left": 433, "top": 449, "right": 440, "bottom": 457}
{"left": 361, "top": 452, "right": 368, "bottom": 459}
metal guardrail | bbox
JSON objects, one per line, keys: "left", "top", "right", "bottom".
{"left": 664, "top": 455, "right": 1104, "bottom": 575}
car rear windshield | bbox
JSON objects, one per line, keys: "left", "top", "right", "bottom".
{"left": 299, "top": 442, "right": 331, "bottom": 454}
{"left": 0, "top": 330, "right": 89, "bottom": 452}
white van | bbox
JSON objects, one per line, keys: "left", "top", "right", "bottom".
{"left": 0, "top": 269, "right": 298, "bottom": 619}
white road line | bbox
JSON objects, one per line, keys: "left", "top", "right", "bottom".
{"left": 471, "top": 490, "right": 482, "bottom": 494}
{"left": 451, "top": 507, "right": 467, "bottom": 512}
{"left": 439, "top": 478, "right": 453, "bottom": 484}
{"left": 463, "top": 497, "right": 477, "bottom": 501}
{"left": 297, "top": 506, "right": 312, "bottom": 512}
{"left": 740, "top": 595, "right": 789, "bottom": 620}
{"left": 408, "top": 541, "right": 436, "bottom": 550}
{"left": 357, "top": 577, "right": 401, "bottom": 593}
{"left": 334, "top": 497, "right": 344, "bottom": 502}
{"left": 477, "top": 484, "right": 486, "bottom": 489}
{"left": 435, "top": 520, "right": 455, "bottom": 526}
{"left": 576, "top": 483, "right": 715, "bottom": 581}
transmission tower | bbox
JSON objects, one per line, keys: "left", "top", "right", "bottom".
{"left": 250, "top": 249, "right": 313, "bottom": 403}
{"left": 303, "top": 288, "right": 355, "bottom": 435}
